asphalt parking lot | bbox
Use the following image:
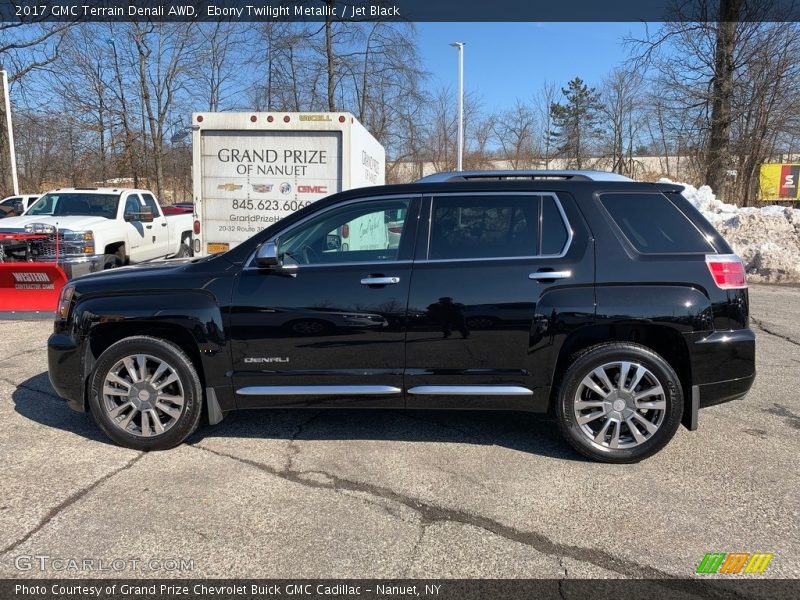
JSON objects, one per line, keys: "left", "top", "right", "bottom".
{"left": 0, "top": 284, "right": 797, "bottom": 580}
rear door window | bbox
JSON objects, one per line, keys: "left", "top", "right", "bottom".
{"left": 599, "top": 192, "right": 715, "bottom": 254}
{"left": 541, "top": 194, "right": 570, "bottom": 255}
{"left": 429, "top": 195, "right": 539, "bottom": 260}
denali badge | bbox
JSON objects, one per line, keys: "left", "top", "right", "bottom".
{"left": 244, "top": 357, "right": 290, "bottom": 364}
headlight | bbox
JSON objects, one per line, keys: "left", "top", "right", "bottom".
{"left": 58, "top": 230, "right": 95, "bottom": 254}
{"left": 24, "top": 223, "right": 56, "bottom": 234}
{"left": 56, "top": 284, "right": 75, "bottom": 320}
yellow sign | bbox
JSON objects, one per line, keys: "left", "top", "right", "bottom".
{"left": 759, "top": 163, "right": 800, "bottom": 201}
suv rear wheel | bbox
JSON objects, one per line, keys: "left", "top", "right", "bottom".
{"left": 556, "top": 342, "right": 683, "bottom": 463}
{"left": 88, "top": 336, "right": 203, "bottom": 450}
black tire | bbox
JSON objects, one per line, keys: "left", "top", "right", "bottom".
{"left": 555, "top": 342, "right": 683, "bottom": 463}
{"left": 103, "top": 250, "right": 123, "bottom": 269}
{"left": 176, "top": 238, "right": 193, "bottom": 258}
{"left": 88, "top": 336, "right": 203, "bottom": 450}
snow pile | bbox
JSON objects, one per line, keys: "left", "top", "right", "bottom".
{"left": 660, "top": 180, "right": 800, "bottom": 283}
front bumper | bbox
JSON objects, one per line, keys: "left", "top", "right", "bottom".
{"left": 56, "top": 255, "right": 105, "bottom": 279}
{"left": 47, "top": 333, "right": 86, "bottom": 412}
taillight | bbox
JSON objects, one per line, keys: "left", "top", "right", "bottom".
{"left": 388, "top": 226, "right": 403, "bottom": 234}
{"left": 193, "top": 220, "right": 201, "bottom": 235}
{"left": 341, "top": 224, "right": 349, "bottom": 239}
{"left": 706, "top": 254, "right": 747, "bottom": 289}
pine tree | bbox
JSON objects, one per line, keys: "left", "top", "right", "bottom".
{"left": 548, "top": 77, "right": 604, "bottom": 169}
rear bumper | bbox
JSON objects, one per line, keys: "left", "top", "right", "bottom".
{"left": 697, "top": 373, "right": 755, "bottom": 407}
{"left": 47, "top": 333, "right": 86, "bottom": 412}
{"left": 688, "top": 328, "right": 756, "bottom": 401}
{"left": 683, "top": 328, "right": 755, "bottom": 430}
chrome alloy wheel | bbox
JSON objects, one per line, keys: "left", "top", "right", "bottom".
{"left": 573, "top": 361, "right": 667, "bottom": 449}
{"left": 102, "top": 354, "right": 185, "bottom": 437}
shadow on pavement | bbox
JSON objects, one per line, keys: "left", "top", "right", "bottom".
{"left": 12, "top": 371, "right": 582, "bottom": 461}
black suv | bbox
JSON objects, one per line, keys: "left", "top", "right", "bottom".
{"left": 47, "top": 171, "right": 755, "bottom": 462}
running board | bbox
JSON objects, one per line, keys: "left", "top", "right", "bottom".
{"left": 407, "top": 385, "right": 533, "bottom": 396}
{"left": 236, "top": 385, "right": 402, "bottom": 396}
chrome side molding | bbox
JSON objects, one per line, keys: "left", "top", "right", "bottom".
{"left": 407, "top": 385, "right": 533, "bottom": 396}
{"left": 236, "top": 385, "right": 402, "bottom": 396}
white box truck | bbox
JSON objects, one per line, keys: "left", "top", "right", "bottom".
{"left": 191, "top": 112, "right": 385, "bottom": 256}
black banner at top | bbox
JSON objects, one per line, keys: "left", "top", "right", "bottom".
{"left": 1, "top": 0, "right": 800, "bottom": 22}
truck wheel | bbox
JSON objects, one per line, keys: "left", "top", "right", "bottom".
{"left": 88, "top": 336, "right": 203, "bottom": 450}
{"left": 555, "top": 342, "right": 683, "bottom": 463}
{"left": 175, "top": 240, "right": 192, "bottom": 258}
{"left": 103, "top": 251, "right": 123, "bottom": 269}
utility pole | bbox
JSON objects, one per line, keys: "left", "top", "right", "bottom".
{"left": 450, "top": 42, "right": 464, "bottom": 171}
{"left": 0, "top": 69, "right": 19, "bottom": 195}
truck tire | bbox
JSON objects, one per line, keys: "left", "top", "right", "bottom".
{"left": 555, "top": 342, "right": 683, "bottom": 463}
{"left": 88, "top": 336, "right": 203, "bottom": 450}
{"left": 103, "top": 250, "right": 123, "bottom": 269}
{"left": 175, "top": 238, "right": 192, "bottom": 258}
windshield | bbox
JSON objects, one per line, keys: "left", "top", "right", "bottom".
{"left": 26, "top": 193, "right": 120, "bottom": 219}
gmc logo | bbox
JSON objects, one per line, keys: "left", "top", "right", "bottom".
{"left": 297, "top": 185, "right": 327, "bottom": 194}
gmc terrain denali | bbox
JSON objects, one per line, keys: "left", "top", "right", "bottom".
{"left": 47, "top": 171, "right": 755, "bottom": 462}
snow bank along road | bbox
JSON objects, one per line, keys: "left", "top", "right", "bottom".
{"left": 669, "top": 180, "right": 800, "bottom": 284}
{"left": 0, "top": 284, "right": 798, "bottom": 580}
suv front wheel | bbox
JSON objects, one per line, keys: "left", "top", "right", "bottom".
{"left": 556, "top": 342, "right": 683, "bottom": 463}
{"left": 88, "top": 336, "right": 203, "bottom": 450}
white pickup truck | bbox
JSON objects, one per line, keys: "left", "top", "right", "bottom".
{"left": 0, "top": 187, "right": 194, "bottom": 278}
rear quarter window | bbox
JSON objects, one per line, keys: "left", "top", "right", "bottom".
{"left": 598, "top": 192, "right": 715, "bottom": 254}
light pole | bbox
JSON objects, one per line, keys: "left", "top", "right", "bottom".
{"left": 450, "top": 42, "right": 464, "bottom": 172}
{"left": 0, "top": 69, "right": 19, "bottom": 195}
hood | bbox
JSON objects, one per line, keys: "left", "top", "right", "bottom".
{"left": 0, "top": 215, "right": 111, "bottom": 232}
{"left": 71, "top": 258, "right": 197, "bottom": 293}
{"left": 80, "top": 258, "right": 194, "bottom": 280}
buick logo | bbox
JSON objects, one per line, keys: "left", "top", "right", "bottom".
{"left": 279, "top": 182, "right": 292, "bottom": 195}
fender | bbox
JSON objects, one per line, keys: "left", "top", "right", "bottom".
{"left": 531, "top": 284, "right": 714, "bottom": 393}
{"left": 72, "top": 290, "right": 235, "bottom": 413}
{"left": 538, "top": 284, "right": 713, "bottom": 421}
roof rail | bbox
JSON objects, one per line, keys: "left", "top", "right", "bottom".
{"left": 416, "top": 170, "right": 634, "bottom": 183}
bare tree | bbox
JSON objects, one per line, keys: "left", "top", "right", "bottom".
{"left": 195, "top": 22, "right": 248, "bottom": 111}
{"left": 535, "top": 81, "right": 558, "bottom": 169}
{"left": 493, "top": 99, "right": 537, "bottom": 169}
{"left": 0, "top": 22, "right": 71, "bottom": 194}
{"left": 601, "top": 67, "right": 643, "bottom": 176}
{"left": 132, "top": 22, "right": 197, "bottom": 199}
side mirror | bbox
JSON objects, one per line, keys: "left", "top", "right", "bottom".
{"left": 255, "top": 241, "right": 282, "bottom": 269}
{"left": 124, "top": 211, "right": 154, "bottom": 223}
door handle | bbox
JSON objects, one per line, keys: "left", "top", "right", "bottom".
{"left": 145, "top": 225, "right": 153, "bottom": 229}
{"left": 161, "top": 222, "right": 167, "bottom": 227}
{"left": 529, "top": 270, "right": 571, "bottom": 281}
{"left": 360, "top": 276, "right": 400, "bottom": 286}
